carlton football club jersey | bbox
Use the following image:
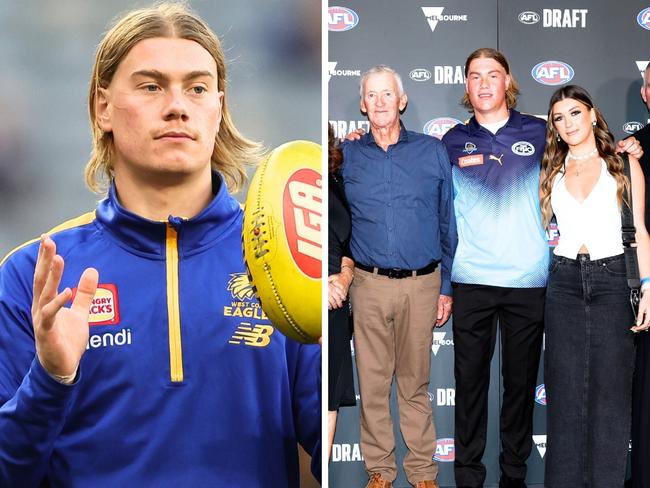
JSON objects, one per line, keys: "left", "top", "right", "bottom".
{"left": 442, "top": 110, "right": 549, "bottom": 287}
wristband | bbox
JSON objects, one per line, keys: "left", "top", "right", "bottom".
{"left": 641, "top": 277, "right": 650, "bottom": 293}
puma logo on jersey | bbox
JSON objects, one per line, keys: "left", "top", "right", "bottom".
{"left": 489, "top": 154, "right": 504, "bottom": 165}
{"left": 228, "top": 323, "right": 274, "bottom": 347}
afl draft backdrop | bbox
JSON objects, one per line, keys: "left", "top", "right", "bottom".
{"left": 329, "top": 1, "right": 649, "bottom": 486}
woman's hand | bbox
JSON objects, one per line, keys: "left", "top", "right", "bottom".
{"left": 631, "top": 291, "right": 650, "bottom": 333}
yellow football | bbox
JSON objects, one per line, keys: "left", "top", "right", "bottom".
{"left": 242, "top": 140, "right": 322, "bottom": 344}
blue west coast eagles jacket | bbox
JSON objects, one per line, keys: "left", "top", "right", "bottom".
{"left": 0, "top": 173, "right": 321, "bottom": 487}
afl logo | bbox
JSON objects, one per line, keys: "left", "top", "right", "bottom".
{"left": 434, "top": 438, "right": 455, "bottom": 462}
{"left": 518, "top": 11, "right": 540, "bottom": 24}
{"left": 424, "top": 117, "right": 461, "bottom": 140}
{"left": 410, "top": 68, "right": 432, "bottom": 81}
{"left": 547, "top": 222, "right": 560, "bottom": 247}
{"left": 638, "top": 7, "right": 650, "bottom": 30}
{"left": 535, "top": 384, "right": 547, "bottom": 405}
{"left": 328, "top": 7, "right": 359, "bottom": 31}
{"left": 623, "top": 121, "right": 643, "bottom": 134}
{"left": 283, "top": 168, "right": 322, "bottom": 279}
{"left": 532, "top": 61, "right": 574, "bottom": 86}
{"left": 511, "top": 141, "right": 535, "bottom": 156}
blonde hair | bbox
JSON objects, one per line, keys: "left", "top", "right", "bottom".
{"left": 461, "top": 48, "right": 520, "bottom": 112}
{"left": 86, "top": 2, "right": 263, "bottom": 194}
{"left": 539, "top": 85, "right": 629, "bottom": 229}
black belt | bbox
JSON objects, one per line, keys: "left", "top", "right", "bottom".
{"left": 356, "top": 261, "right": 439, "bottom": 279}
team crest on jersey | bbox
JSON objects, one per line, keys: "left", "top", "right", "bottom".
{"left": 511, "top": 141, "right": 535, "bottom": 156}
{"left": 229, "top": 323, "right": 274, "bottom": 347}
{"left": 72, "top": 283, "right": 120, "bottom": 326}
{"left": 458, "top": 154, "right": 484, "bottom": 167}
{"left": 462, "top": 142, "right": 477, "bottom": 154}
{"left": 227, "top": 273, "right": 257, "bottom": 300}
{"left": 224, "top": 273, "right": 269, "bottom": 341}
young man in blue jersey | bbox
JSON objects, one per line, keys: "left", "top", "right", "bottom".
{"left": 442, "top": 47, "right": 641, "bottom": 488}
{"left": 0, "top": 4, "right": 320, "bottom": 487}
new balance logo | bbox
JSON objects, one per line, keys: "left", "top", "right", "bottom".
{"left": 229, "top": 323, "right": 274, "bottom": 347}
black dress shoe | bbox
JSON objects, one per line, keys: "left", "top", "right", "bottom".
{"left": 499, "top": 476, "right": 526, "bottom": 488}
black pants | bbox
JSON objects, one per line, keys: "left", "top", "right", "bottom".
{"left": 545, "top": 254, "right": 634, "bottom": 488}
{"left": 452, "top": 283, "right": 545, "bottom": 488}
{"left": 631, "top": 332, "right": 650, "bottom": 488}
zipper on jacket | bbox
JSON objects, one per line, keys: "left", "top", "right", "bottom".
{"left": 165, "top": 222, "right": 184, "bottom": 383}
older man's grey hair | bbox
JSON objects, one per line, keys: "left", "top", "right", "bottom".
{"left": 359, "top": 65, "right": 405, "bottom": 98}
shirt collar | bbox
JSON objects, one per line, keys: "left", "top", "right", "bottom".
{"left": 468, "top": 109, "right": 522, "bottom": 136}
{"left": 95, "top": 171, "right": 242, "bottom": 258}
{"left": 361, "top": 120, "right": 409, "bottom": 147}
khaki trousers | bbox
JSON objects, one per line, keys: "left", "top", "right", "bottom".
{"left": 350, "top": 267, "right": 440, "bottom": 484}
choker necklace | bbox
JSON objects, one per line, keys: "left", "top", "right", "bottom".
{"left": 568, "top": 147, "right": 598, "bottom": 160}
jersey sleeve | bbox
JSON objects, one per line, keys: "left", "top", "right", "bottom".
{"left": 435, "top": 142, "right": 458, "bottom": 296}
{"left": 0, "top": 250, "right": 79, "bottom": 486}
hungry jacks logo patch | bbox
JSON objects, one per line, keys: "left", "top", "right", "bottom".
{"left": 71, "top": 284, "right": 120, "bottom": 326}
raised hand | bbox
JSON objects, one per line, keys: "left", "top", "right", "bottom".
{"left": 344, "top": 128, "right": 366, "bottom": 141}
{"left": 616, "top": 136, "right": 643, "bottom": 160}
{"left": 31, "top": 235, "right": 99, "bottom": 378}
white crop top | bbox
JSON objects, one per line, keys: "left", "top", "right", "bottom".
{"left": 551, "top": 158, "right": 623, "bottom": 259}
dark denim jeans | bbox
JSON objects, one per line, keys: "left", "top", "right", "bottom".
{"left": 545, "top": 253, "right": 635, "bottom": 488}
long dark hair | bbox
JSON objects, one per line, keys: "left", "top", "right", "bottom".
{"left": 328, "top": 125, "right": 343, "bottom": 174}
{"left": 539, "top": 84, "right": 628, "bottom": 228}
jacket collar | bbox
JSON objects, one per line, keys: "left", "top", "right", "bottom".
{"left": 95, "top": 171, "right": 242, "bottom": 258}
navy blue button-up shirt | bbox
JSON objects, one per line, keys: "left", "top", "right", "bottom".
{"left": 341, "top": 122, "right": 457, "bottom": 295}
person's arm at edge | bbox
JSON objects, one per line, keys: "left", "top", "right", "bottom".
{"left": 627, "top": 156, "right": 650, "bottom": 332}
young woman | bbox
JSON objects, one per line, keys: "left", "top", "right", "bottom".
{"left": 539, "top": 85, "right": 650, "bottom": 487}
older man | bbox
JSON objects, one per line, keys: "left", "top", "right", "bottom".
{"left": 0, "top": 4, "right": 320, "bottom": 487}
{"left": 341, "top": 65, "right": 457, "bottom": 488}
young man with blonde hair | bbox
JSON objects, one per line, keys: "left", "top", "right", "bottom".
{"left": 0, "top": 4, "right": 320, "bottom": 486}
